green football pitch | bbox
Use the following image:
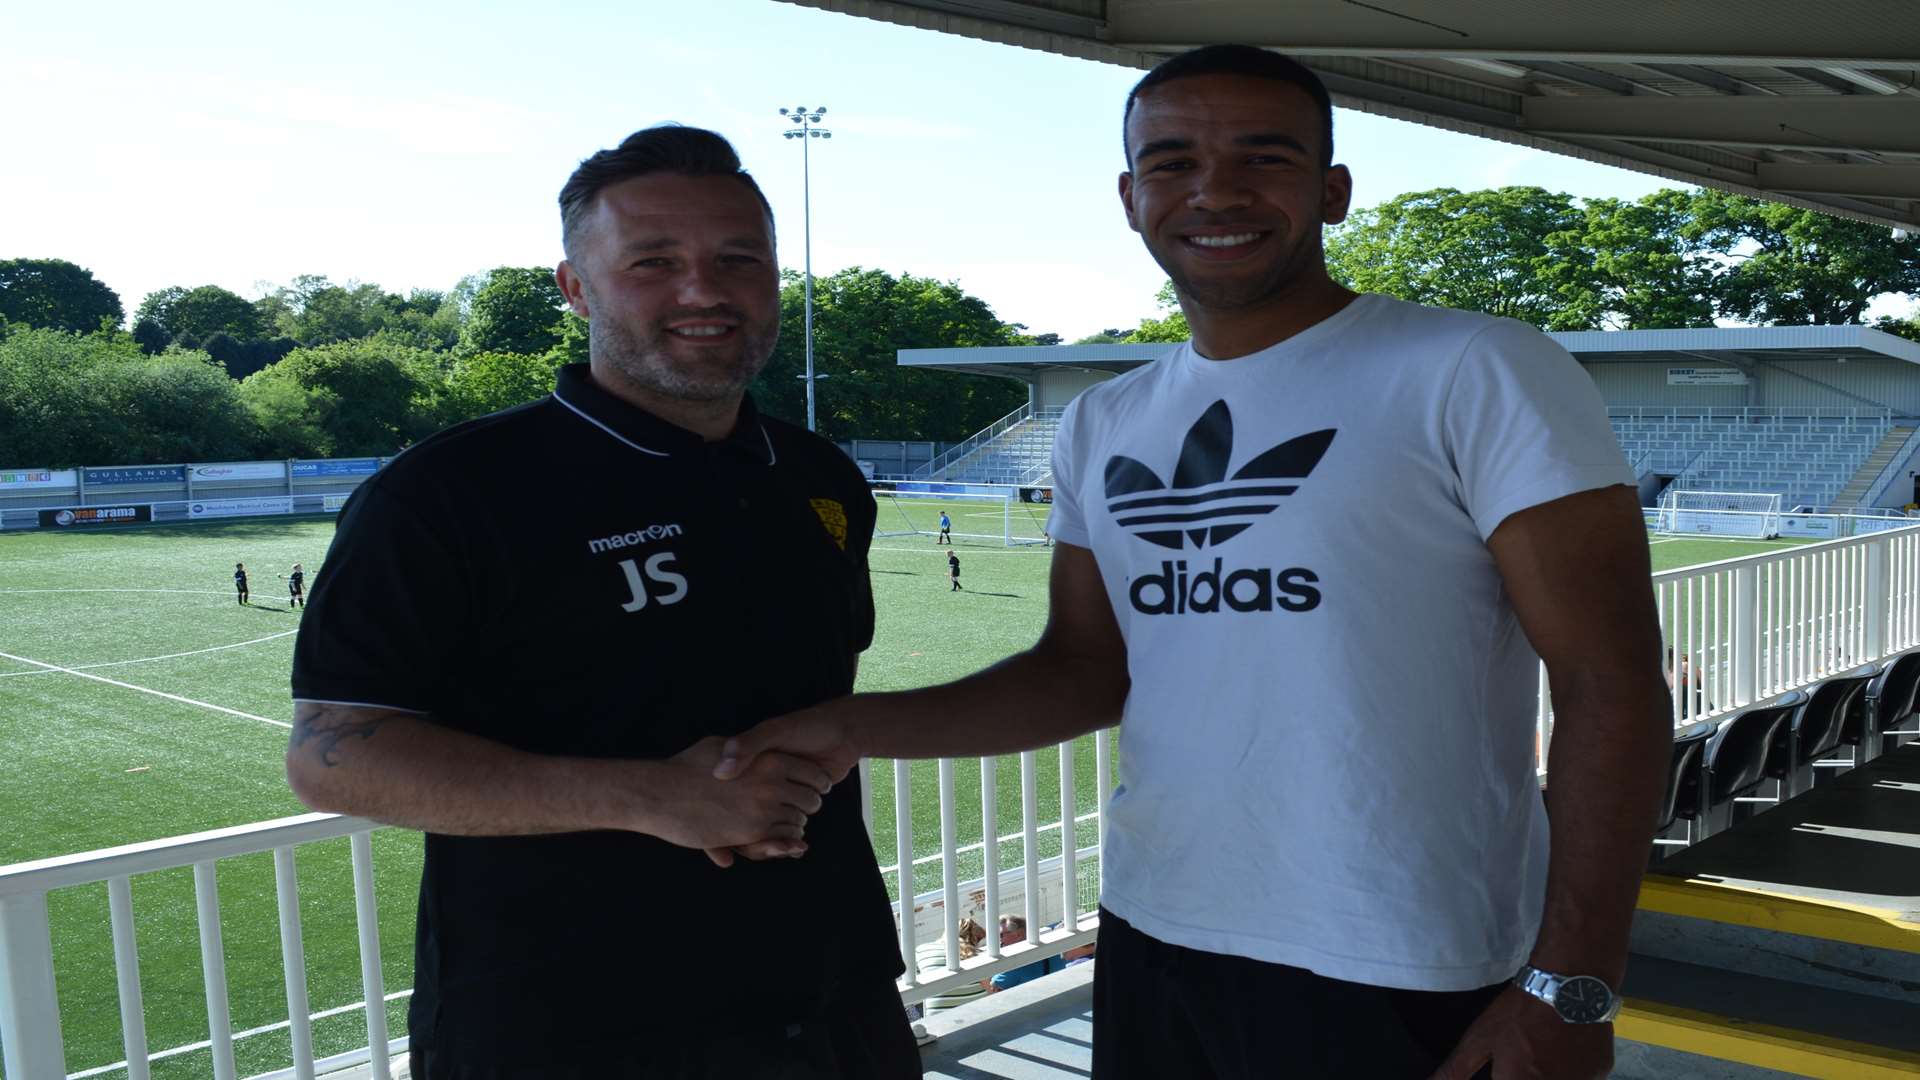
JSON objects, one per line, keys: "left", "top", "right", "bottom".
{"left": 0, "top": 507, "right": 1816, "bottom": 1076}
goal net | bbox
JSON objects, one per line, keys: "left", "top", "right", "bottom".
{"left": 872, "top": 488, "right": 1051, "bottom": 547}
{"left": 1655, "top": 490, "right": 1783, "bottom": 539}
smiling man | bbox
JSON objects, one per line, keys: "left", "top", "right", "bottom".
{"left": 285, "top": 127, "right": 918, "bottom": 1079}
{"left": 715, "top": 47, "right": 1671, "bottom": 1079}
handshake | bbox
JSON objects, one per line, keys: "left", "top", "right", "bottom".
{"left": 659, "top": 708, "right": 861, "bottom": 868}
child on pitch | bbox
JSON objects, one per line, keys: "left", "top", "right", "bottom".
{"left": 233, "top": 562, "right": 250, "bottom": 605}
{"left": 281, "top": 563, "right": 306, "bottom": 608}
{"left": 937, "top": 510, "right": 952, "bottom": 545}
{"left": 948, "top": 550, "right": 962, "bottom": 592}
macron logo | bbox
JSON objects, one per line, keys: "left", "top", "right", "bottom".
{"left": 588, "top": 522, "right": 684, "bottom": 555}
{"left": 1104, "top": 400, "right": 1334, "bottom": 550}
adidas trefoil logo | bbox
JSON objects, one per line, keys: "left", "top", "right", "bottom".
{"left": 1105, "top": 400, "right": 1335, "bottom": 550}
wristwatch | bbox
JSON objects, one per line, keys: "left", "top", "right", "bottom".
{"left": 1511, "top": 965, "right": 1622, "bottom": 1023}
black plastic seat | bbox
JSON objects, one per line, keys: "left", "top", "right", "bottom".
{"left": 1769, "top": 669, "right": 1876, "bottom": 795}
{"left": 1658, "top": 720, "right": 1714, "bottom": 835}
{"left": 1697, "top": 692, "right": 1804, "bottom": 839}
{"left": 1866, "top": 649, "right": 1920, "bottom": 757}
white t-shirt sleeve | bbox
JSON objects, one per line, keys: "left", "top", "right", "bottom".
{"left": 1045, "top": 396, "right": 1093, "bottom": 549}
{"left": 1443, "top": 320, "right": 1636, "bottom": 540}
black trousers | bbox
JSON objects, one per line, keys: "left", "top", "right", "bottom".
{"left": 1092, "top": 908, "right": 1501, "bottom": 1080}
{"left": 408, "top": 977, "right": 921, "bottom": 1080}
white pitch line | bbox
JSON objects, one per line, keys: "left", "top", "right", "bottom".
{"left": 0, "top": 588, "right": 235, "bottom": 596}
{"left": 870, "top": 545, "right": 1051, "bottom": 556}
{"left": 0, "top": 649, "right": 292, "bottom": 730}
{"left": 0, "top": 630, "right": 299, "bottom": 679}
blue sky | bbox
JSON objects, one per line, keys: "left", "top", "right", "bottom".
{"left": 7, "top": 0, "right": 1841, "bottom": 341}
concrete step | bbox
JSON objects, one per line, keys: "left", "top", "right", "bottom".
{"left": 1622, "top": 744, "right": 1920, "bottom": 1076}
{"left": 1615, "top": 956, "right": 1920, "bottom": 1078}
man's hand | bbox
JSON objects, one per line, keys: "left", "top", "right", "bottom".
{"left": 652, "top": 737, "right": 834, "bottom": 868}
{"left": 1428, "top": 986, "right": 1612, "bottom": 1080}
{"left": 711, "top": 708, "right": 857, "bottom": 784}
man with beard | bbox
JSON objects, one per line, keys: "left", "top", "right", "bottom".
{"left": 286, "top": 126, "right": 918, "bottom": 1079}
{"left": 715, "top": 46, "right": 1669, "bottom": 1080}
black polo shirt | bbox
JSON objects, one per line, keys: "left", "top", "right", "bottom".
{"left": 291, "top": 364, "right": 898, "bottom": 1062}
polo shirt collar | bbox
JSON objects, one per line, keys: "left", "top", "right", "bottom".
{"left": 551, "top": 363, "right": 776, "bottom": 465}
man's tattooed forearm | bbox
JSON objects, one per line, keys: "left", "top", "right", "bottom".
{"left": 291, "top": 705, "right": 395, "bottom": 767}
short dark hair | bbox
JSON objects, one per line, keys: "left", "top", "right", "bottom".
{"left": 1123, "top": 45, "right": 1334, "bottom": 167}
{"left": 558, "top": 125, "right": 774, "bottom": 257}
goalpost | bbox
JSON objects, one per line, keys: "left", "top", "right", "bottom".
{"left": 872, "top": 487, "right": 1051, "bottom": 547}
{"left": 1655, "top": 489, "right": 1784, "bottom": 539}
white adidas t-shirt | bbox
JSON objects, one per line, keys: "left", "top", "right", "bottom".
{"left": 1048, "top": 294, "right": 1634, "bottom": 991}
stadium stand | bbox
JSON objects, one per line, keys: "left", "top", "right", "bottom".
{"left": 913, "top": 406, "right": 1064, "bottom": 486}
{"left": 1611, "top": 408, "right": 1893, "bottom": 512}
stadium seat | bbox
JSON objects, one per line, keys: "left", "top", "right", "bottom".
{"left": 1766, "top": 669, "right": 1876, "bottom": 797}
{"left": 1651, "top": 719, "right": 1715, "bottom": 858}
{"left": 1697, "top": 692, "right": 1804, "bottom": 840}
{"left": 1866, "top": 649, "right": 1920, "bottom": 760}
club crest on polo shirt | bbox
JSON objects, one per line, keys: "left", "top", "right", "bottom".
{"left": 1104, "top": 400, "right": 1334, "bottom": 617}
{"left": 810, "top": 498, "right": 849, "bottom": 550}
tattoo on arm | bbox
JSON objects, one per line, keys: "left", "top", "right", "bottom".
{"left": 290, "top": 703, "right": 403, "bottom": 767}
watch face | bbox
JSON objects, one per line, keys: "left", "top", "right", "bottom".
{"left": 1554, "top": 976, "right": 1615, "bottom": 1023}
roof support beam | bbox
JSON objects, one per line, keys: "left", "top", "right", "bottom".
{"left": 1526, "top": 60, "right": 1666, "bottom": 95}
{"left": 1631, "top": 63, "right": 1774, "bottom": 96}
{"left": 1756, "top": 163, "right": 1920, "bottom": 201}
{"left": 1524, "top": 96, "right": 1920, "bottom": 155}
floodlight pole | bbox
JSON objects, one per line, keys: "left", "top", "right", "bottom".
{"left": 779, "top": 105, "right": 832, "bottom": 432}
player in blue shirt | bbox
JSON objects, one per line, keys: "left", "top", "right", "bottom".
{"left": 937, "top": 510, "right": 952, "bottom": 545}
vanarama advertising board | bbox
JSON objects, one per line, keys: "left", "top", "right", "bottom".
{"left": 38, "top": 505, "right": 151, "bottom": 528}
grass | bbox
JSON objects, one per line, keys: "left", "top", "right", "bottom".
{"left": 0, "top": 506, "right": 1820, "bottom": 1077}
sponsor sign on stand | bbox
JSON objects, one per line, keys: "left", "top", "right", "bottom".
{"left": 323, "top": 494, "right": 352, "bottom": 513}
{"left": 1020, "top": 487, "right": 1054, "bottom": 504}
{"left": 888, "top": 481, "right": 1014, "bottom": 498}
{"left": 192, "top": 462, "right": 287, "bottom": 482}
{"left": 84, "top": 466, "right": 186, "bottom": 486}
{"left": 189, "top": 497, "right": 295, "bottom": 519}
{"left": 39, "top": 505, "right": 151, "bottom": 528}
{"left": 0, "top": 469, "right": 77, "bottom": 490}
{"left": 292, "top": 458, "right": 381, "bottom": 478}
{"left": 1779, "top": 515, "right": 1841, "bottom": 539}
{"left": 1666, "top": 368, "right": 1749, "bottom": 386}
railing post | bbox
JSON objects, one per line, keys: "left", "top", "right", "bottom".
{"left": 1733, "top": 564, "right": 1759, "bottom": 707}
{"left": 0, "top": 891, "right": 69, "bottom": 1080}
{"left": 1865, "top": 537, "right": 1889, "bottom": 659}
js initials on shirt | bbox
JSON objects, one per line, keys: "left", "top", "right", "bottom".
{"left": 619, "top": 553, "right": 689, "bottom": 612}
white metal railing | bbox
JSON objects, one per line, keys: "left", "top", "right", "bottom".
{"left": 1607, "top": 405, "right": 1893, "bottom": 424}
{"left": 913, "top": 404, "right": 1032, "bottom": 480}
{"left": 0, "top": 814, "right": 396, "bottom": 1080}
{"left": 0, "top": 735, "right": 1111, "bottom": 1080}
{"left": 1535, "top": 523, "right": 1920, "bottom": 763}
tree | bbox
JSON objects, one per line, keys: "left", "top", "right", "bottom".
{"left": 0, "top": 328, "right": 254, "bottom": 466}
{"left": 1542, "top": 189, "right": 1717, "bottom": 330}
{"left": 131, "top": 317, "right": 171, "bottom": 355}
{"left": 461, "top": 267, "right": 566, "bottom": 355}
{"left": 1073, "top": 329, "right": 1127, "bottom": 345}
{"left": 201, "top": 332, "right": 296, "bottom": 380}
{"left": 1127, "top": 282, "right": 1189, "bottom": 343}
{"left": 0, "top": 258, "right": 124, "bottom": 333}
{"left": 1326, "top": 187, "right": 1593, "bottom": 328}
{"left": 1878, "top": 312, "right": 1920, "bottom": 345}
{"left": 238, "top": 340, "right": 438, "bottom": 457}
{"left": 1687, "top": 191, "right": 1920, "bottom": 325}
{"left": 444, "top": 351, "right": 563, "bottom": 418}
{"left": 137, "top": 284, "right": 262, "bottom": 343}
{"left": 749, "top": 267, "right": 1029, "bottom": 440}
